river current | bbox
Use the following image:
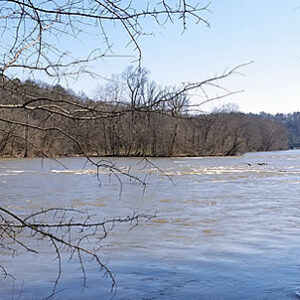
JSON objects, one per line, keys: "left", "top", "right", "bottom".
{"left": 0, "top": 150, "right": 300, "bottom": 299}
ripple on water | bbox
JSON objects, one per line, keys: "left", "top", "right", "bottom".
{"left": 1, "top": 150, "right": 300, "bottom": 299}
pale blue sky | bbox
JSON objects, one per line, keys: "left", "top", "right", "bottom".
{"left": 67, "top": 1, "right": 300, "bottom": 114}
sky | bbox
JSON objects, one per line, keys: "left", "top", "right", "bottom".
{"left": 51, "top": 1, "right": 300, "bottom": 114}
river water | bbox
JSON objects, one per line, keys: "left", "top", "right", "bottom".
{"left": 0, "top": 150, "right": 300, "bottom": 299}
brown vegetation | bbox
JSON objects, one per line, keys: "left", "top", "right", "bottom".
{"left": 0, "top": 70, "right": 289, "bottom": 159}
{"left": 0, "top": 1, "right": 290, "bottom": 297}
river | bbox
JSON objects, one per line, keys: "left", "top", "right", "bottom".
{"left": 0, "top": 150, "right": 300, "bottom": 299}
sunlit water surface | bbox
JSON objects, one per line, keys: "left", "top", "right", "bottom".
{"left": 0, "top": 150, "right": 300, "bottom": 299}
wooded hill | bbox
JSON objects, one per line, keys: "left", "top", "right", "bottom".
{"left": 0, "top": 76, "right": 289, "bottom": 158}
{"left": 258, "top": 112, "right": 300, "bottom": 146}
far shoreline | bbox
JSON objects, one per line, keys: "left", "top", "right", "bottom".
{"left": 0, "top": 148, "right": 294, "bottom": 161}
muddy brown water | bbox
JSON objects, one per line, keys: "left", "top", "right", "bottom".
{"left": 0, "top": 150, "right": 300, "bottom": 299}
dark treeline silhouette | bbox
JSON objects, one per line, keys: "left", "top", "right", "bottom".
{"left": 257, "top": 112, "right": 300, "bottom": 147}
{"left": 0, "top": 71, "right": 289, "bottom": 158}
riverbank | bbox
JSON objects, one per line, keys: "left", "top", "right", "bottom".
{"left": 0, "top": 147, "right": 291, "bottom": 160}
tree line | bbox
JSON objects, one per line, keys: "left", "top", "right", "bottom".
{"left": 257, "top": 112, "right": 300, "bottom": 146}
{"left": 0, "top": 1, "right": 218, "bottom": 295}
{"left": 0, "top": 69, "right": 289, "bottom": 158}
{"left": 0, "top": 1, "right": 296, "bottom": 296}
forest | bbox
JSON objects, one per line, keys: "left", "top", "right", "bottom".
{"left": 1, "top": 2, "right": 300, "bottom": 298}
{"left": 259, "top": 112, "right": 300, "bottom": 146}
{"left": 0, "top": 68, "right": 291, "bottom": 158}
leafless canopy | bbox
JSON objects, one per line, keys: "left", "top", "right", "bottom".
{"left": 0, "top": 0, "right": 210, "bottom": 79}
{"left": 0, "top": 0, "right": 251, "bottom": 297}
{"left": 0, "top": 0, "right": 221, "bottom": 161}
{"left": 0, "top": 0, "right": 212, "bottom": 295}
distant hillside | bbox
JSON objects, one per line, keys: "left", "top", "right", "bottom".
{"left": 275, "top": 112, "right": 300, "bottom": 145}
{"left": 257, "top": 112, "right": 300, "bottom": 146}
{"left": 0, "top": 79, "right": 289, "bottom": 158}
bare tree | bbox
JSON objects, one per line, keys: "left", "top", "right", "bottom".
{"left": 0, "top": 0, "right": 215, "bottom": 296}
{"left": 0, "top": 1, "right": 264, "bottom": 298}
{"left": 0, "top": 1, "right": 213, "bottom": 159}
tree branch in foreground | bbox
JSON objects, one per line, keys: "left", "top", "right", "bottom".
{"left": 0, "top": 207, "right": 156, "bottom": 298}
